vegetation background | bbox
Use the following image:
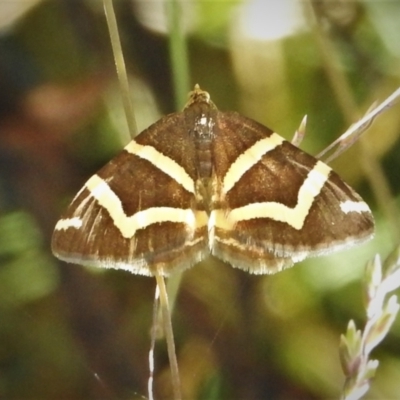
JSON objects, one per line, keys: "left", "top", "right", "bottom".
{"left": 0, "top": 0, "right": 400, "bottom": 399}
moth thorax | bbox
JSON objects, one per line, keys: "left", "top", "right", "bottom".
{"left": 188, "top": 108, "right": 214, "bottom": 180}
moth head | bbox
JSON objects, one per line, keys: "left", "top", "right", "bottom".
{"left": 185, "top": 84, "right": 216, "bottom": 109}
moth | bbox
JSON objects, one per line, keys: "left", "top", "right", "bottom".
{"left": 52, "top": 85, "right": 374, "bottom": 276}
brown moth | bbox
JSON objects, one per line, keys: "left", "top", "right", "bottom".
{"left": 52, "top": 85, "right": 374, "bottom": 276}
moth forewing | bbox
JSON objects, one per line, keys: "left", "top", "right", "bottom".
{"left": 52, "top": 109, "right": 209, "bottom": 276}
{"left": 207, "top": 110, "right": 373, "bottom": 273}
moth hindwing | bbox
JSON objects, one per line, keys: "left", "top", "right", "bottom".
{"left": 52, "top": 85, "right": 374, "bottom": 276}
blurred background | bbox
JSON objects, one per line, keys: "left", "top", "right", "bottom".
{"left": 1, "top": 0, "right": 400, "bottom": 399}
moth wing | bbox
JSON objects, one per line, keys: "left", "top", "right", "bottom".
{"left": 210, "top": 111, "right": 374, "bottom": 274}
{"left": 52, "top": 112, "right": 208, "bottom": 276}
